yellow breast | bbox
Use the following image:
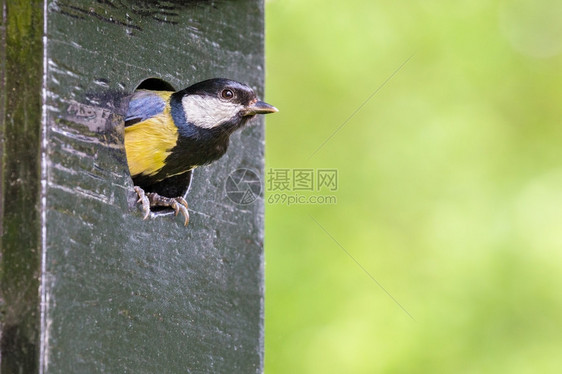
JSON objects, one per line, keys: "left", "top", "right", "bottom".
{"left": 124, "top": 92, "right": 178, "bottom": 178}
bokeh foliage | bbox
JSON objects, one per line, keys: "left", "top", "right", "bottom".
{"left": 264, "top": 0, "right": 562, "bottom": 372}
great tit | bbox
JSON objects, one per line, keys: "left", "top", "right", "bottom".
{"left": 124, "top": 78, "right": 278, "bottom": 225}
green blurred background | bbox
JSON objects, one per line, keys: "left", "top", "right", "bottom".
{"left": 263, "top": 0, "right": 562, "bottom": 372}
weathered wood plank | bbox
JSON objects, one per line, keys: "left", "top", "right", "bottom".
{"left": 1, "top": 1, "right": 266, "bottom": 372}
{"left": 0, "top": 0, "right": 44, "bottom": 372}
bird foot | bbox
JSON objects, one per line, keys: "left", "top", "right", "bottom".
{"left": 133, "top": 186, "right": 190, "bottom": 226}
{"left": 134, "top": 186, "right": 151, "bottom": 220}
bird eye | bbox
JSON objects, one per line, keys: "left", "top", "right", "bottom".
{"left": 221, "top": 89, "right": 234, "bottom": 100}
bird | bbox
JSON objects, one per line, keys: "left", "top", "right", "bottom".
{"left": 124, "top": 78, "right": 278, "bottom": 225}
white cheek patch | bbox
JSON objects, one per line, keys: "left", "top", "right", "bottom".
{"left": 181, "top": 95, "right": 243, "bottom": 128}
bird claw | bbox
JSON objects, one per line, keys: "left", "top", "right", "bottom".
{"left": 171, "top": 200, "right": 190, "bottom": 226}
{"left": 133, "top": 186, "right": 190, "bottom": 226}
{"left": 134, "top": 186, "right": 151, "bottom": 220}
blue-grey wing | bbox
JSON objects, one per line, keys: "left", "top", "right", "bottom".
{"left": 125, "top": 90, "right": 169, "bottom": 127}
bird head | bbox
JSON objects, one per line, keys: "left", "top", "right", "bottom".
{"left": 172, "top": 78, "right": 278, "bottom": 131}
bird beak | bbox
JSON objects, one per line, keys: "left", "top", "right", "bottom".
{"left": 244, "top": 101, "right": 279, "bottom": 116}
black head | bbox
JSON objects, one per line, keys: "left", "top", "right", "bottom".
{"left": 172, "top": 78, "right": 277, "bottom": 130}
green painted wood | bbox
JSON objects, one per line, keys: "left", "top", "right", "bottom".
{"left": 1, "top": 1, "right": 266, "bottom": 372}
{"left": 0, "top": 1, "right": 44, "bottom": 372}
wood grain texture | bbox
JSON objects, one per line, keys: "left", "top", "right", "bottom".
{"left": 0, "top": 0, "right": 43, "bottom": 372}
{"left": 1, "top": 0, "right": 266, "bottom": 372}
